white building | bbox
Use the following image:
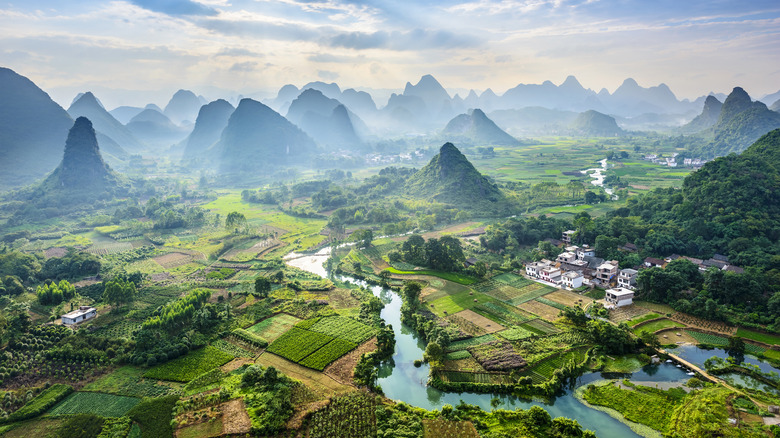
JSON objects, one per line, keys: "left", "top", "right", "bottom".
{"left": 576, "top": 246, "right": 595, "bottom": 261}
{"left": 561, "top": 271, "right": 583, "bottom": 289}
{"left": 595, "top": 262, "right": 618, "bottom": 283}
{"left": 617, "top": 269, "right": 638, "bottom": 290}
{"left": 605, "top": 288, "right": 634, "bottom": 307}
{"left": 539, "top": 267, "right": 561, "bottom": 284}
{"left": 61, "top": 306, "right": 97, "bottom": 325}
{"left": 556, "top": 251, "right": 577, "bottom": 264}
{"left": 525, "top": 261, "right": 550, "bottom": 278}
{"left": 562, "top": 230, "right": 576, "bottom": 244}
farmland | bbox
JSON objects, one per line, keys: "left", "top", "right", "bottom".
{"left": 307, "top": 316, "right": 376, "bottom": 344}
{"left": 632, "top": 318, "right": 685, "bottom": 335}
{"left": 144, "top": 347, "right": 234, "bottom": 382}
{"left": 267, "top": 327, "right": 335, "bottom": 362}
{"left": 48, "top": 392, "right": 140, "bottom": 417}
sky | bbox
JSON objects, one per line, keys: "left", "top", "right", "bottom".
{"left": 1, "top": 0, "right": 779, "bottom": 109}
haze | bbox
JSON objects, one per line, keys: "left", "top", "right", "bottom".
{"left": 1, "top": 0, "right": 779, "bottom": 108}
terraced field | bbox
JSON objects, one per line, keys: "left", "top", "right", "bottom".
{"left": 247, "top": 313, "right": 301, "bottom": 342}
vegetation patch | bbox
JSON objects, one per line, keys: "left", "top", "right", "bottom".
{"left": 144, "top": 346, "right": 234, "bottom": 382}
{"left": 423, "top": 419, "right": 480, "bottom": 438}
{"left": 735, "top": 328, "right": 780, "bottom": 346}
{"left": 127, "top": 395, "right": 179, "bottom": 438}
{"left": 267, "top": 327, "right": 335, "bottom": 362}
{"left": 496, "top": 326, "right": 536, "bottom": 341}
{"left": 445, "top": 334, "right": 498, "bottom": 352}
{"left": 626, "top": 313, "right": 661, "bottom": 327}
{"left": 449, "top": 309, "right": 505, "bottom": 334}
{"left": 385, "top": 267, "right": 478, "bottom": 284}
{"left": 83, "top": 366, "right": 178, "bottom": 397}
{"left": 1, "top": 384, "right": 73, "bottom": 424}
{"left": 633, "top": 318, "right": 685, "bottom": 335}
{"left": 299, "top": 339, "right": 358, "bottom": 371}
{"left": 518, "top": 300, "right": 561, "bottom": 321}
{"left": 582, "top": 381, "right": 683, "bottom": 433}
{"left": 307, "top": 316, "right": 376, "bottom": 344}
{"left": 48, "top": 391, "right": 140, "bottom": 417}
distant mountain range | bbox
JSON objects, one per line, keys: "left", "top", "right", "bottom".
{"left": 68, "top": 92, "right": 143, "bottom": 156}
{"left": 181, "top": 99, "right": 234, "bottom": 164}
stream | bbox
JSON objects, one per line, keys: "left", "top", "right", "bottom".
{"left": 582, "top": 158, "right": 614, "bottom": 196}
{"left": 285, "top": 248, "right": 694, "bottom": 437}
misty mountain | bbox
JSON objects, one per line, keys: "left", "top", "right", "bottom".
{"left": 401, "top": 74, "right": 455, "bottom": 123}
{"left": 694, "top": 87, "right": 780, "bottom": 157}
{"left": 442, "top": 109, "right": 520, "bottom": 146}
{"left": 501, "top": 76, "right": 599, "bottom": 113}
{"left": 268, "top": 82, "right": 378, "bottom": 124}
{"left": 488, "top": 107, "right": 578, "bottom": 136}
{"left": 181, "top": 99, "right": 234, "bottom": 163}
{"left": 110, "top": 106, "right": 145, "bottom": 124}
{"left": 405, "top": 142, "right": 506, "bottom": 210}
{"left": 214, "top": 98, "right": 316, "bottom": 173}
{"left": 0, "top": 67, "right": 74, "bottom": 189}
{"left": 126, "top": 108, "right": 190, "bottom": 149}
{"left": 771, "top": 99, "right": 780, "bottom": 113}
{"left": 68, "top": 92, "right": 143, "bottom": 154}
{"left": 570, "top": 110, "right": 624, "bottom": 137}
{"left": 286, "top": 89, "right": 365, "bottom": 149}
{"left": 760, "top": 89, "right": 780, "bottom": 106}
{"left": 680, "top": 95, "right": 723, "bottom": 133}
{"left": 604, "top": 78, "right": 681, "bottom": 116}
{"left": 163, "top": 89, "right": 202, "bottom": 125}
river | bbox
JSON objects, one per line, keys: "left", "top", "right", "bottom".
{"left": 582, "top": 158, "right": 614, "bottom": 196}
{"left": 286, "top": 248, "right": 692, "bottom": 437}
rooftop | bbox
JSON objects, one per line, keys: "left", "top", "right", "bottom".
{"left": 62, "top": 306, "right": 96, "bottom": 319}
{"left": 606, "top": 288, "right": 634, "bottom": 297}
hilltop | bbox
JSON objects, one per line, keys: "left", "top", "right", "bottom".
{"left": 181, "top": 99, "right": 234, "bottom": 164}
{"left": 443, "top": 109, "right": 520, "bottom": 146}
{"left": 405, "top": 142, "right": 507, "bottom": 211}
{"left": 570, "top": 110, "right": 624, "bottom": 137}
{"left": 68, "top": 92, "right": 142, "bottom": 155}
{"left": 680, "top": 95, "right": 723, "bottom": 133}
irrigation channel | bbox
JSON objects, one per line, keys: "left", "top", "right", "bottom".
{"left": 286, "top": 247, "right": 692, "bottom": 438}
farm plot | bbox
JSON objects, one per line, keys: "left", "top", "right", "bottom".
{"left": 436, "top": 370, "right": 513, "bottom": 385}
{"left": 445, "top": 334, "right": 498, "bottom": 353}
{"left": 632, "top": 318, "right": 685, "bottom": 335}
{"left": 144, "top": 346, "right": 234, "bottom": 382}
{"left": 299, "top": 339, "right": 357, "bottom": 371}
{"left": 655, "top": 328, "right": 699, "bottom": 345}
{"left": 684, "top": 330, "right": 766, "bottom": 356}
{"left": 672, "top": 313, "right": 736, "bottom": 335}
{"left": 83, "top": 366, "right": 178, "bottom": 398}
{"left": 736, "top": 328, "right": 780, "bottom": 346}
{"left": 212, "top": 339, "right": 253, "bottom": 358}
{"left": 468, "top": 341, "right": 527, "bottom": 371}
{"left": 246, "top": 313, "right": 301, "bottom": 342}
{"left": 496, "top": 326, "right": 536, "bottom": 341}
{"left": 626, "top": 313, "right": 661, "bottom": 327}
{"left": 543, "top": 290, "right": 593, "bottom": 308}
{"left": 608, "top": 304, "right": 651, "bottom": 323}
{"left": 307, "top": 316, "right": 375, "bottom": 344}
{"left": 267, "top": 327, "right": 334, "bottom": 362}
{"left": 85, "top": 242, "right": 133, "bottom": 255}
{"left": 154, "top": 252, "right": 199, "bottom": 269}
{"left": 450, "top": 309, "right": 504, "bottom": 334}
{"left": 255, "top": 353, "right": 352, "bottom": 399}
{"left": 48, "top": 392, "right": 140, "bottom": 417}
{"left": 492, "top": 272, "right": 534, "bottom": 288}
{"left": 423, "top": 419, "right": 480, "bottom": 438}
{"left": 518, "top": 300, "right": 561, "bottom": 322}
{"left": 527, "top": 348, "right": 589, "bottom": 380}
{"left": 472, "top": 301, "right": 535, "bottom": 326}
{"left": 426, "top": 291, "right": 501, "bottom": 318}
{"left": 522, "top": 319, "right": 561, "bottom": 335}
{"left": 535, "top": 297, "right": 566, "bottom": 310}
{"left": 507, "top": 283, "right": 557, "bottom": 305}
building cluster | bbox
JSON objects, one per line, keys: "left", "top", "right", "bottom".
{"left": 523, "top": 231, "right": 745, "bottom": 308}
{"left": 643, "top": 153, "right": 707, "bottom": 168}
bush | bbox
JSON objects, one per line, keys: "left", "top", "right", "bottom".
{"left": 127, "top": 395, "right": 179, "bottom": 438}
{"left": 2, "top": 383, "right": 73, "bottom": 423}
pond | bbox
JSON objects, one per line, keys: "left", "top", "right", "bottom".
{"left": 288, "top": 251, "right": 694, "bottom": 437}
{"left": 668, "top": 344, "right": 779, "bottom": 374}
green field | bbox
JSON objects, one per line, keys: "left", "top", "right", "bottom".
{"left": 48, "top": 392, "right": 140, "bottom": 417}
{"left": 247, "top": 313, "right": 302, "bottom": 342}
{"left": 83, "top": 366, "right": 177, "bottom": 397}
{"left": 633, "top": 318, "right": 684, "bottom": 335}
{"left": 626, "top": 313, "right": 661, "bottom": 327}
{"left": 426, "top": 290, "right": 502, "bottom": 318}
{"left": 267, "top": 327, "right": 334, "bottom": 362}
{"left": 144, "top": 346, "right": 234, "bottom": 382}
{"left": 298, "top": 339, "right": 357, "bottom": 371}
{"left": 385, "top": 267, "right": 478, "bottom": 284}
{"left": 736, "top": 328, "right": 780, "bottom": 346}
{"left": 306, "top": 316, "right": 375, "bottom": 344}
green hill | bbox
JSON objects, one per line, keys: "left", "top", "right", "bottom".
{"left": 405, "top": 142, "right": 507, "bottom": 211}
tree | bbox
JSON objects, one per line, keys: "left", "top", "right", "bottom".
{"left": 402, "top": 282, "right": 422, "bottom": 309}
{"left": 726, "top": 336, "right": 745, "bottom": 363}
{"left": 225, "top": 211, "right": 247, "bottom": 233}
{"left": 102, "top": 277, "right": 136, "bottom": 309}
{"left": 424, "top": 341, "right": 443, "bottom": 363}
{"left": 352, "top": 229, "right": 373, "bottom": 248}
{"left": 255, "top": 277, "right": 271, "bottom": 297}
{"left": 272, "top": 271, "right": 284, "bottom": 283}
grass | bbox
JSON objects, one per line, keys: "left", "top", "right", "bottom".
{"left": 385, "top": 267, "right": 478, "bottom": 284}
{"left": 633, "top": 319, "right": 685, "bottom": 335}
{"left": 582, "top": 381, "right": 683, "bottom": 433}
{"left": 445, "top": 334, "right": 498, "bottom": 352}
{"left": 177, "top": 418, "right": 223, "bottom": 438}
{"left": 307, "top": 316, "right": 375, "bottom": 344}
{"left": 83, "top": 366, "right": 178, "bottom": 397}
{"left": 144, "top": 346, "right": 234, "bottom": 382}
{"left": 267, "top": 327, "right": 334, "bottom": 362}
{"left": 0, "top": 418, "right": 64, "bottom": 438}
{"left": 48, "top": 392, "right": 140, "bottom": 417}
{"left": 626, "top": 313, "right": 661, "bottom": 327}
{"left": 736, "top": 328, "right": 780, "bottom": 346}
{"left": 2, "top": 384, "right": 73, "bottom": 424}
{"left": 601, "top": 354, "right": 648, "bottom": 373}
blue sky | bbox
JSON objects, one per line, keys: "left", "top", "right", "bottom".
{"left": 1, "top": 0, "right": 778, "bottom": 107}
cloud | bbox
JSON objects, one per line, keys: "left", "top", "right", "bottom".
{"left": 307, "top": 52, "right": 365, "bottom": 62}
{"left": 330, "top": 28, "right": 481, "bottom": 50}
{"left": 130, "top": 0, "right": 218, "bottom": 16}
{"left": 215, "top": 47, "right": 262, "bottom": 57}
{"left": 230, "top": 61, "right": 258, "bottom": 72}
{"left": 199, "top": 17, "right": 321, "bottom": 41}
{"left": 317, "top": 69, "right": 339, "bottom": 80}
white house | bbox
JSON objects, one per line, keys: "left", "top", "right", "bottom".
{"left": 577, "top": 246, "right": 595, "bottom": 261}
{"left": 539, "top": 267, "right": 562, "bottom": 284}
{"left": 61, "top": 306, "right": 97, "bottom": 325}
{"left": 562, "top": 230, "right": 576, "bottom": 244}
{"left": 556, "top": 251, "right": 577, "bottom": 264}
{"left": 561, "top": 271, "right": 583, "bottom": 289}
{"left": 617, "top": 268, "right": 638, "bottom": 290}
{"left": 595, "top": 262, "right": 618, "bottom": 283}
{"left": 605, "top": 288, "right": 634, "bottom": 307}
{"left": 525, "top": 261, "right": 550, "bottom": 278}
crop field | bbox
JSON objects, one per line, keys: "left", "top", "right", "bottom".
{"left": 144, "top": 346, "right": 234, "bottom": 382}
{"left": 445, "top": 350, "right": 473, "bottom": 360}
{"left": 445, "top": 334, "right": 498, "bottom": 352}
{"left": 212, "top": 339, "right": 253, "bottom": 358}
{"left": 518, "top": 300, "right": 561, "bottom": 321}
{"left": 522, "top": 319, "right": 561, "bottom": 335}
{"left": 608, "top": 304, "right": 652, "bottom": 323}
{"left": 684, "top": 331, "right": 766, "bottom": 356}
{"left": 298, "top": 339, "right": 357, "bottom": 371}
{"left": 307, "top": 316, "right": 376, "bottom": 344}
{"left": 492, "top": 272, "right": 533, "bottom": 288}
{"left": 94, "top": 320, "right": 140, "bottom": 339}
{"left": 423, "top": 419, "right": 480, "bottom": 438}
{"left": 582, "top": 381, "right": 679, "bottom": 433}
{"left": 527, "top": 347, "right": 589, "bottom": 379}
{"left": 633, "top": 318, "right": 685, "bottom": 335}
{"left": 535, "top": 297, "right": 566, "bottom": 310}
{"left": 83, "top": 366, "right": 178, "bottom": 398}
{"left": 672, "top": 313, "right": 736, "bottom": 335}
{"left": 153, "top": 252, "right": 197, "bottom": 268}
{"left": 496, "top": 326, "right": 536, "bottom": 341}
{"left": 450, "top": 309, "right": 505, "bottom": 334}
{"left": 48, "top": 392, "right": 140, "bottom": 417}
{"left": 85, "top": 241, "right": 134, "bottom": 255}
{"left": 506, "top": 283, "right": 557, "bottom": 305}
{"left": 267, "top": 327, "right": 335, "bottom": 362}
{"left": 736, "top": 328, "right": 780, "bottom": 346}
{"left": 385, "top": 267, "right": 478, "bottom": 285}
{"left": 246, "top": 313, "right": 301, "bottom": 342}
{"left": 437, "top": 370, "right": 513, "bottom": 385}
{"left": 543, "top": 289, "right": 593, "bottom": 307}
{"left": 472, "top": 301, "right": 535, "bottom": 326}
{"left": 634, "top": 301, "right": 675, "bottom": 314}
{"left": 255, "top": 353, "right": 352, "bottom": 399}
{"left": 426, "top": 290, "right": 502, "bottom": 318}
{"left": 655, "top": 329, "right": 698, "bottom": 345}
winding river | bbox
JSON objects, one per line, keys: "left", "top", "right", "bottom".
{"left": 286, "top": 247, "right": 693, "bottom": 437}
